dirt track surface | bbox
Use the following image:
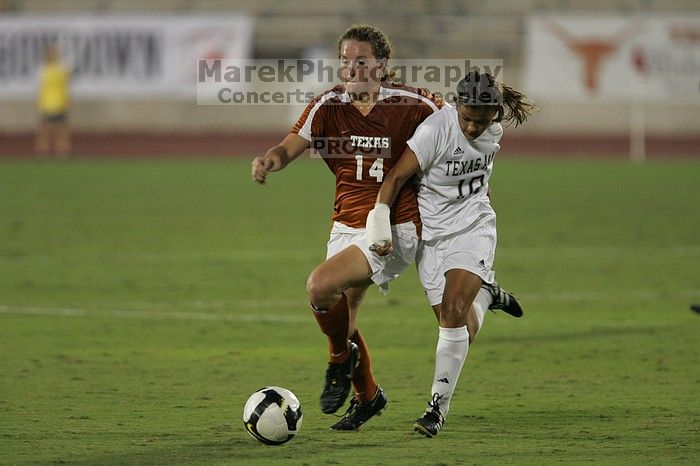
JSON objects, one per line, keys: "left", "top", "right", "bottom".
{"left": 1, "top": 131, "right": 698, "bottom": 158}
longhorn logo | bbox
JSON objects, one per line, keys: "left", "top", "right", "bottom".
{"left": 544, "top": 20, "right": 645, "bottom": 92}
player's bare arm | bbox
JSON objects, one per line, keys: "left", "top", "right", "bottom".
{"left": 366, "top": 147, "right": 421, "bottom": 256}
{"left": 251, "top": 133, "right": 309, "bottom": 184}
{"left": 377, "top": 147, "right": 421, "bottom": 207}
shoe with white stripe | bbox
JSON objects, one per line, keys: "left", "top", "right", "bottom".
{"left": 481, "top": 281, "right": 524, "bottom": 318}
{"left": 414, "top": 393, "right": 445, "bottom": 438}
{"left": 330, "top": 386, "right": 387, "bottom": 431}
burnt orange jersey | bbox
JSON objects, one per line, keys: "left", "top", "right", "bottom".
{"left": 291, "top": 82, "right": 441, "bottom": 230}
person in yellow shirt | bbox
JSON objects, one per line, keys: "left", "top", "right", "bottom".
{"left": 35, "top": 45, "right": 71, "bottom": 157}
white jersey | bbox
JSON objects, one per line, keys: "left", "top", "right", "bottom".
{"left": 407, "top": 105, "right": 502, "bottom": 241}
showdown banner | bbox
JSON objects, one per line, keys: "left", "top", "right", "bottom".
{"left": 524, "top": 14, "right": 700, "bottom": 102}
{"left": 0, "top": 14, "right": 253, "bottom": 99}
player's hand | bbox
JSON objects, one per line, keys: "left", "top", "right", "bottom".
{"left": 366, "top": 203, "right": 392, "bottom": 256}
{"left": 369, "top": 241, "right": 393, "bottom": 257}
{"left": 418, "top": 87, "right": 445, "bottom": 107}
{"left": 251, "top": 156, "right": 274, "bottom": 184}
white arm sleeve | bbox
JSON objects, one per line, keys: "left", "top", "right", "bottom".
{"left": 366, "top": 203, "right": 392, "bottom": 250}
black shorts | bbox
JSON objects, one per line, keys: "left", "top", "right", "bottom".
{"left": 42, "top": 113, "right": 67, "bottom": 123}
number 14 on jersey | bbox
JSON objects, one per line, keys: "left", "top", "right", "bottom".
{"left": 355, "top": 155, "right": 384, "bottom": 182}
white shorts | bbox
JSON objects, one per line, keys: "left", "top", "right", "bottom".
{"left": 326, "top": 221, "right": 419, "bottom": 294}
{"left": 416, "top": 214, "right": 497, "bottom": 306}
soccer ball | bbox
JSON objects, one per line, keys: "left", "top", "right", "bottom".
{"left": 243, "top": 386, "right": 303, "bottom": 445}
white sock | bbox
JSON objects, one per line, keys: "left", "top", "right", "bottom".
{"left": 429, "top": 325, "right": 469, "bottom": 419}
{"left": 470, "top": 288, "right": 492, "bottom": 338}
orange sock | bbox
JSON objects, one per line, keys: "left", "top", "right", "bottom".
{"left": 350, "top": 329, "right": 378, "bottom": 403}
{"left": 311, "top": 292, "right": 350, "bottom": 364}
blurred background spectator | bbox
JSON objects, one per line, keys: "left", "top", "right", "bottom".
{"left": 35, "top": 44, "right": 71, "bottom": 157}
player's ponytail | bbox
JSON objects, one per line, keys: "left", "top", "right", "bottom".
{"left": 499, "top": 83, "right": 536, "bottom": 128}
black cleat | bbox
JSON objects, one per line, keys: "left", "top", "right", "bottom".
{"left": 414, "top": 393, "right": 445, "bottom": 438}
{"left": 330, "top": 386, "right": 387, "bottom": 431}
{"left": 320, "top": 341, "right": 360, "bottom": 414}
{"left": 482, "top": 281, "right": 524, "bottom": 318}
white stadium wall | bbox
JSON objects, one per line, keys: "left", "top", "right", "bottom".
{"left": 0, "top": 10, "right": 698, "bottom": 141}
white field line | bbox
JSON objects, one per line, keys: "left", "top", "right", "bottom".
{"left": 0, "top": 249, "right": 323, "bottom": 264}
{"left": 63, "top": 289, "right": 700, "bottom": 311}
{"left": 0, "top": 289, "right": 698, "bottom": 322}
{"left": 0, "top": 304, "right": 310, "bottom": 323}
{"left": 0, "top": 245, "right": 698, "bottom": 264}
{"left": 499, "top": 245, "right": 700, "bottom": 259}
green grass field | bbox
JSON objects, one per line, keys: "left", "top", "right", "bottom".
{"left": 1, "top": 157, "right": 698, "bottom": 465}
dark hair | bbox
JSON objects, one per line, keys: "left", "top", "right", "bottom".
{"left": 337, "top": 25, "right": 393, "bottom": 81}
{"left": 455, "top": 71, "right": 535, "bottom": 127}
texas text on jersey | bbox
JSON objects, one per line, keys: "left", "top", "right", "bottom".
{"left": 407, "top": 105, "right": 503, "bottom": 240}
{"left": 292, "top": 82, "right": 442, "bottom": 229}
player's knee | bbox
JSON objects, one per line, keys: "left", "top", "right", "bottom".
{"left": 440, "top": 298, "right": 470, "bottom": 327}
{"left": 306, "top": 270, "right": 331, "bottom": 306}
